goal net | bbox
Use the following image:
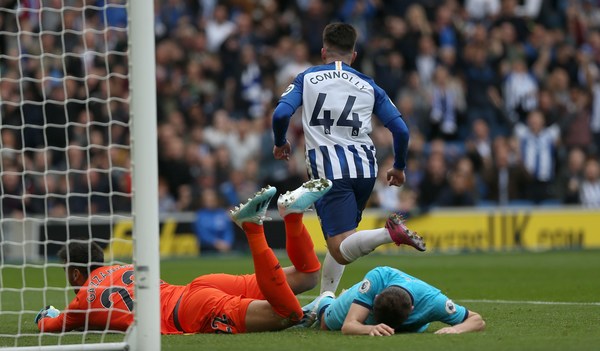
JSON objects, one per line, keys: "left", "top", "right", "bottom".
{"left": 0, "top": 1, "right": 159, "bottom": 350}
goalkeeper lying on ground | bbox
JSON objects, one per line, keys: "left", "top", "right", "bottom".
{"left": 37, "top": 179, "right": 333, "bottom": 334}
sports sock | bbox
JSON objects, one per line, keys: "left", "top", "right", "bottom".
{"left": 284, "top": 213, "right": 321, "bottom": 273}
{"left": 320, "top": 252, "right": 345, "bottom": 294}
{"left": 243, "top": 222, "right": 302, "bottom": 321}
{"left": 339, "top": 228, "right": 392, "bottom": 263}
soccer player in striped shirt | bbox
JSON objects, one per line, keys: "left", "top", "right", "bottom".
{"left": 272, "top": 23, "right": 425, "bottom": 295}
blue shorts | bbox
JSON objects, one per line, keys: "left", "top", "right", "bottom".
{"left": 314, "top": 178, "right": 376, "bottom": 237}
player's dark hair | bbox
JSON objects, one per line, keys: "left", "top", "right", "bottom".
{"left": 372, "top": 286, "right": 413, "bottom": 330}
{"left": 323, "top": 23, "right": 357, "bottom": 54}
{"left": 57, "top": 241, "right": 104, "bottom": 278}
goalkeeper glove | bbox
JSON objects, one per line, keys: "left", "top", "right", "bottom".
{"left": 34, "top": 305, "right": 60, "bottom": 324}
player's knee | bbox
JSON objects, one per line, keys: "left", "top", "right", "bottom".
{"left": 295, "top": 271, "right": 319, "bottom": 293}
{"left": 329, "top": 248, "right": 350, "bottom": 265}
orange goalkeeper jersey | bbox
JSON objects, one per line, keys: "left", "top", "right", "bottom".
{"left": 37, "top": 264, "right": 186, "bottom": 333}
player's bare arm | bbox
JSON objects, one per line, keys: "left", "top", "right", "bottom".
{"left": 434, "top": 310, "right": 486, "bottom": 334}
{"left": 341, "top": 303, "right": 394, "bottom": 336}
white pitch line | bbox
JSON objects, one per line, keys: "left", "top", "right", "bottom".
{"left": 459, "top": 299, "right": 600, "bottom": 306}
{"left": 298, "top": 296, "right": 600, "bottom": 307}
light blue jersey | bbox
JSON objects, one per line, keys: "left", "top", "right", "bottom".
{"left": 322, "top": 266, "right": 468, "bottom": 333}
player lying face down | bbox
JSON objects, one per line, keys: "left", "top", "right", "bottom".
{"left": 36, "top": 179, "right": 332, "bottom": 334}
{"left": 300, "top": 266, "right": 485, "bottom": 336}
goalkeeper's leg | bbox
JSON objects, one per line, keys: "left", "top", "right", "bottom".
{"left": 277, "top": 178, "right": 332, "bottom": 293}
{"left": 242, "top": 221, "right": 303, "bottom": 331}
{"left": 229, "top": 186, "right": 303, "bottom": 331}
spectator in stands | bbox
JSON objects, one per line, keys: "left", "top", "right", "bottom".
{"left": 466, "top": 119, "right": 493, "bottom": 170}
{"left": 428, "top": 65, "right": 466, "bottom": 141}
{"left": 404, "top": 133, "right": 426, "bottom": 191}
{"left": 464, "top": 0, "right": 500, "bottom": 22}
{"left": 158, "top": 176, "right": 177, "bottom": 213}
{"left": 277, "top": 41, "right": 311, "bottom": 88}
{"left": 514, "top": 110, "right": 561, "bottom": 203}
{"left": 579, "top": 157, "right": 600, "bottom": 207}
{"left": 300, "top": 0, "right": 331, "bottom": 58}
{"left": 398, "top": 72, "right": 430, "bottom": 129}
{"left": 193, "top": 188, "right": 235, "bottom": 253}
{"left": 371, "top": 155, "right": 401, "bottom": 212}
{"left": 593, "top": 101, "right": 600, "bottom": 156}
{"left": 418, "top": 152, "right": 448, "bottom": 210}
{"left": 493, "top": 0, "right": 530, "bottom": 41}
{"left": 463, "top": 42, "right": 503, "bottom": 136}
{"left": 558, "top": 147, "right": 587, "bottom": 204}
{"left": 205, "top": 4, "right": 236, "bottom": 53}
{"left": 175, "top": 184, "right": 194, "bottom": 212}
{"left": 228, "top": 44, "right": 264, "bottom": 119}
{"left": 503, "top": 58, "right": 539, "bottom": 124}
{"left": 225, "top": 118, "right": 261, "bottom": 171}
{"left": 560, "top": 85, "right": 593, "bottom": 151}
{"left": 6, "top": 0, "right": 600, "bottom": 222}
{"left": 397, "top": 187, "right": 420, "bottom": 219}
{"left": 546, "top": 68, "right": 573, "bottom": 119}
{"left": 1, "top": 165, "right": 25, "bottom": 218}
{"left": 483, "top": 137, "right": 531, "bottom": 205}
{"left": 433, "top": 4, "right": 458, "bottom": 50}
{"left": 158, "top": 133, "right": 193, "bottom": 202}
{"left": 220, "top": 161, "right": 260, "bottom": 208}
{"left": 434, "top": 157, "right": 477, "bottom": 207}
{"left": 537, "top": 89, "right": 561, "bottom": 127}
{"left": 403, "top": 4, "right": 433, "bottom": 72}
{"left": 415, "top": 35, "right": 438, "bottom": 88}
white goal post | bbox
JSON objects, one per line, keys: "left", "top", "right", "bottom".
{"left": 128, "top": 0, "right": 161, "bottom": 350}
{"left": 0, "top": 1, "right": 160, "bottom": 350}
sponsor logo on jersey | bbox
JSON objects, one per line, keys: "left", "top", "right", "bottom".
{"left": 281, "top": 84, "right": 294, "bottom": 96}
{"left": 358, "top": 279, "right": 371, "bottom": 293}
{"left": 445, "top": 299, "right": 456, "bottom": 314}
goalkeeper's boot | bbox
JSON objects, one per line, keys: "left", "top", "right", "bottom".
{"left": 386, "top": 213, "right": 426, "bottom": 251}
{"left": 230, "top": 186, "right": 277, "bottom": 227}
{"left": 277, "top": 178, "right": 332, "bottom": 218}
{"left": 296, "top": 291, "right": 336, "bottom": 328}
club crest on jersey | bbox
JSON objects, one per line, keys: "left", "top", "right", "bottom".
{"left": 445, "top": 299, "right": 456, "bottom": 314}
{"left": 281, "top": 84, "right": 294, "bottom": 97}
{"left": 358, "top": 279, "right": 371, "bottom": 293}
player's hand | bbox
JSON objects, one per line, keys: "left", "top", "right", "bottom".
{"left": 435, "top": 326, "right": 460, "bottom": 334}
{"left": 273, "top": 141, "right": 291, "bottom": 161}
{"left": 368, "top": 323, "right": 395, "bottom": 336}
{"left": 386, "top": 168, "right": 405, "bottom": 187}
{"left": 34, "top": 305, "right": 60, "bottom": 324}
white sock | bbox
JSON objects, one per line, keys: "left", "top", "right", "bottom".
{"left": 339, "top": 228, "right": 392, "bottom": 263}
{"left": 320, "top": 252, "right": 345, "bottom": 294}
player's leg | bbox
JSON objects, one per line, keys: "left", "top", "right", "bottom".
{"left": 277, "top": 178, "right": 331, "bottom": 293}
{"left": 337, "top": 213, "right": 426, "bottom": 262}
{"left": 320, "top": 251, "right": 347, "bottom": 294}
{"left": 229, "top": 186, "right": 303, "bottom": 331}
{"left": 315, "top": 178, "right": 358, "bottom": 293}
{"left": 295, "top": 290, "right": 336, "bottom": 328}
{"left": 318, "top": 178, "right": 425, "bottom": 293}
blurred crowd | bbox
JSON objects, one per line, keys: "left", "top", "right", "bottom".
{"left": 2, "top": 0, "right": 600, "bottom": 240}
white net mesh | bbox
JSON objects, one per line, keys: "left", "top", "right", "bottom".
{"left": 0, "top": 0, "right": 133, "bottom": 347}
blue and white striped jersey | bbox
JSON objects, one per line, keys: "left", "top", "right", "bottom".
{"left": 514, "top": 123, "right": 560, "bottom": 182}
{"left": 275, "top": 61, "right": 407, "bottom": 180}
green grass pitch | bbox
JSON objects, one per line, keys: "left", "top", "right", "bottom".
{"left": 1, "top": 250, "right": 600, "bottom": 350}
